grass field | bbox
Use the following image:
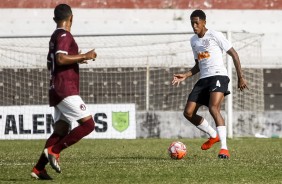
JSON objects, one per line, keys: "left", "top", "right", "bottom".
{"left": 0, "top": 138, "right": 281, "bottom": 184}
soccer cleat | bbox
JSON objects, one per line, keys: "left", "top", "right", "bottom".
{"left": 44, "top": 146, "right": 61, "bottom": 173}
{"left": 218, "top": 149, "right": 230, "bottom": 159}
{"left": 31, "top": 167, "right": 53, "bottom": 180}
{"left": 201, "top": 134, "right": 220, "bottom": 150}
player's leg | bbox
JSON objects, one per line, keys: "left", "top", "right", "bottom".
{"left": 31, "top": 120, "right": 69, "bottom": 179}
{"left": 183, "top": 101, "right": 202, "bottom": 125}
{"left": 185, "top": 79, "right": 219, "bottom": 149}
{"left": 46, "top": 117, "right": 94, "bottom": 173}
{"left": 44, "top": 120, "right": 71, "bottom": 173}
{"left": 45, "top": 95, "right": 95, "bottom": 173}
{"left": 51, "top": 115, "right": 95, "bottom": 154}
{"left": 209, "top": 91, "right": 229, "bottom": 158}
{"left": 197, "top": 104, "right": 220, "bottom": 151}
{"left": 184, "top": 101, "right": 218, "bottom": 146}
{"left": 209, "top": 92, "right": 225, "bottom": 126}
{"left": 209, "top": 75, "right": 230, "bottom": 158}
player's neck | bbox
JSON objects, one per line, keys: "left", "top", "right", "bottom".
{"left": 56, "top": 21, "right": 71, "bottom": 32}
{"left": 197, "top": 28, "right": 208, "bottom": 38}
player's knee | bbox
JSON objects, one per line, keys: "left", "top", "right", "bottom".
{"left": 83, "top": 118, "right": 95, "bottom": 133}
{"left": 183, "top": 110, "right": 193, "bottom": 121}
{"left": 53, "top": 120, "right": 70, "bottom": 136}
{"left": 209, "top": 105, "right": 220, "bottom": 116}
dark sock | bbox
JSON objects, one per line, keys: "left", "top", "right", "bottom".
{"left": 34, "top": 153, "right": 48, "bottom": 171}
{"left": 34, "top": 133, "right": 62, "bottom": 170}
{"left": 52, "top": 118, "right": 95, "bottom": 154}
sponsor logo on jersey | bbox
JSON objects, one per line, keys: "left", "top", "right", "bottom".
{"left": 202, "top": 39, "right": 210, "bottom": 48}
{"left": 197, "top": 51, "right": 210, "bottom": 61}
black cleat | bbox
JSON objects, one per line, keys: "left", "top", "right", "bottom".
{"left": 31, "top": 167, "right": 53, "bottom": 180}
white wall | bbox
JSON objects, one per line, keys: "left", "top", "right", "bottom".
{"left": 0, "top": 8, "right": 281, "bottom": 67}
{"left": 137, "top": 111, "right": 282, "bottom": 138}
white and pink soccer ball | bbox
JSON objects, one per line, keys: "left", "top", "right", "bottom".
{"left": 168, "top": 141, "right": 187, "bottom": 160}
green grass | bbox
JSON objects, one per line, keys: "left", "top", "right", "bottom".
{"left": 0, "top": 138, "right": 282, "bottom": 184}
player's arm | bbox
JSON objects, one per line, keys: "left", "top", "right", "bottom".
{"left": 227, "top": 47, "right": 248, "bottom": 91}
{"left": 172, "top": 60, "right": 200, "bottom": 86}
{"left": 56, "top": 49, "right": 97, "bottom": 65}
{"left": 47, "top": 60, "right": 51, "bottom": 70}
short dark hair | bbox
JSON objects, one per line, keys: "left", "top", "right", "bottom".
{"left": 190, "top": 10, "right": 206, "bottom": 20}
{"left": 54, "top": 4, "right": 72, "bottom": 21}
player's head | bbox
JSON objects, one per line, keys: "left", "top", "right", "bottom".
{"left": 190, "top": 10, "right": 207, "bottom": 36}
{"left": 190, "top": 10, "right": 206, "bottom": 21}
{"left": 53, "top": 4, "right": 73, "bottom": 23}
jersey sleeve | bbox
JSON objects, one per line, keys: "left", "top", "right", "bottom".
{"left": 214, "top": 31, "right": 232, "bottom": 52}
{"left": 55, "top": 32, "right": 73, "bottom": 55}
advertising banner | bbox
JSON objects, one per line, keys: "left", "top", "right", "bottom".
{"left": 0, "top": 104, "right": 136, "bottom": 139}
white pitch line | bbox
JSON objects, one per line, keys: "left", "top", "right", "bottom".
{"left": 0, "top": 162, "right": 32, "bottom": 166}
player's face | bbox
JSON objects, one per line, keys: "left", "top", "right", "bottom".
{"left": 190, "top": 17, "right": 206, "bottom": 36}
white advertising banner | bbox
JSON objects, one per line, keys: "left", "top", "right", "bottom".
{"left": 0, "top": 104, "right": 136, "bottom": 139}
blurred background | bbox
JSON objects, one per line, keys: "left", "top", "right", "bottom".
{"left": 0, "top": 0, "right": 281, "bottom": 139}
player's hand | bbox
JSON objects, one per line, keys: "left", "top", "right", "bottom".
{"left": 78, "top": 49, "right": 97, "bottom": 64}
{"left": 85, "top": 49, "right": 97, "bottom": 61}
{"left": 238, "top": 77, "right": 248, "bottom": 91}
{"left": 172, "top": 74, "right": 187, "bottom": 87}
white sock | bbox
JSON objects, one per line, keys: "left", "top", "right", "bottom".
{"left": 197, "top": 118, "right": 217, "bottom": 138}
{"left": 217, "top": 126, "right": 228, "bottom": 150}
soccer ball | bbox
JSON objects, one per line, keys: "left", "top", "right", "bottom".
{"left": 168, "top": 141, "right": 187, "bottom": 160}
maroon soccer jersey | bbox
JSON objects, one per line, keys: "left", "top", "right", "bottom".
{"left": 47, "top": 29, "right": 79, "bottom": 106}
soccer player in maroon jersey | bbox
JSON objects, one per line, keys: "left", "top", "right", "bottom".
{"left": 31, "top": 4, "right": 97, "bottom": 180}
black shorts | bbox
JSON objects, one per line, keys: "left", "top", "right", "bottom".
{"left": 188, "top": 75, "right": 230, "bottom": 107}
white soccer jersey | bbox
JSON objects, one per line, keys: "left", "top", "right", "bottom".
{"left": 190, "top": 29, "right": 232, "bottom": 79}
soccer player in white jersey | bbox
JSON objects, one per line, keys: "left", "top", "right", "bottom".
{"left": 172, "top": 9, "right": 248, "bottom": 159}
